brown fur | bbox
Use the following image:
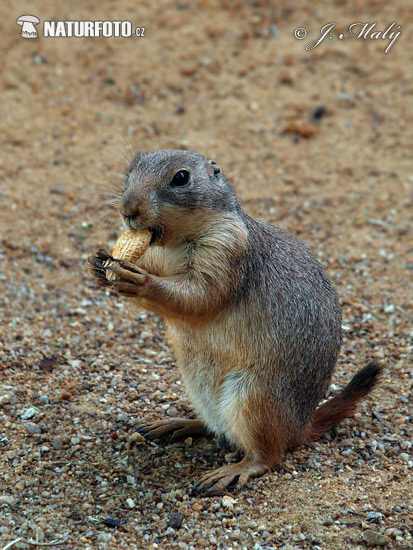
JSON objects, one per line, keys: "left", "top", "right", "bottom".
{"left": 291, "top": 362, "right": 383, "bottom": 449}
{"left": 133, "top": 211, "right": 248, "bottom": 322}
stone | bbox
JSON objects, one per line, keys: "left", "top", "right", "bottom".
{"left": 126, "top": 498, "right": 135, "bottom": 509}
{"left": 0, "top": 394, "right": 11, "bottom": 406}
{"left": 52, "top": 436, "right": 63, "bottom": 450}
{"left": 0, "top": 495, "right": 16, "bottom": 505}
{"left": 168, "top": 511, "right": 184, "bottom": 529}
{"left": 363, "top": 529, "right": 392, "bottom": 547}
{"left": 26, "top": 422, "right": 41, "bottom": 435}
{"left": 21, "top": 407, "right": 38, "bottom": 419}
{"left": 222, "top": 495, "right": 236, "bottom": 510}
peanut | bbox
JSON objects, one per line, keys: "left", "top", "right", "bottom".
{"left": 106, "top": 229, "right": 151, "bottom": 281}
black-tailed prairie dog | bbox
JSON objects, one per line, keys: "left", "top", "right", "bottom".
{"left": 88, "top": 149, "right": 382, "bottom": 495}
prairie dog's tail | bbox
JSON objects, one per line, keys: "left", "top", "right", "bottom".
{"left": 292, "top": 362, "right": 383, "bottom": 448}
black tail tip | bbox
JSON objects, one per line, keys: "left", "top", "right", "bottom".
{"left": 344, "top": 361, "right": 384, "bottom": 398}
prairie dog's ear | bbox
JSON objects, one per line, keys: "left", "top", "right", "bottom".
{"left": 208, "top": 159, "right": 221, "bottom": 175}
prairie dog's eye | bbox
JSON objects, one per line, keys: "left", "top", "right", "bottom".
{"left": 170, "top": 170, "right": 190, "bottom": 187}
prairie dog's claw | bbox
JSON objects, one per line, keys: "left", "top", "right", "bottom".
{"left": 96, "top": 249, "right": 113, "bottom": 261}
{"left": 89, "top": 256, "right": 105, "bottom": 270}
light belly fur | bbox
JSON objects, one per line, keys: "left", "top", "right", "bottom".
{"left": 165, "top": 318, "right": 254, "bottom": 440}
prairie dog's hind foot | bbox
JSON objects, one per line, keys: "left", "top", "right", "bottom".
{"left": 137, "top": 418, "right": 208, "bottom": 442}
{"left": 192, "top": 455, "right": 271, "bottom": 496}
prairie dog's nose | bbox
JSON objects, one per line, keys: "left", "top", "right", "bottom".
{"left": 119, "top": 193, "right": 140, "bottom": 219}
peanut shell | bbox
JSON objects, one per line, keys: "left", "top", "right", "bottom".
{"left": 105, "top": 229, "right": 151, "bottom": 281}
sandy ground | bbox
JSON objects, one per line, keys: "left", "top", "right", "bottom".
{"left": 0, "top": 1, "right": 412, "bottom": 549}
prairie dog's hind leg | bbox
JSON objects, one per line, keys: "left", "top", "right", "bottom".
{"left": 193, "top": 391, "right": 290, "bottom": 495}
{"left": 137, "top": 418, "right": 208, "bottom": 442}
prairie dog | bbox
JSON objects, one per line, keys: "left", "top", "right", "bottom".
{"left": 88, "top": 149, "right": 382, "bottom": 495}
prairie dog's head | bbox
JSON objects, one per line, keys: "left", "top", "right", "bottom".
{"left": 119, "top": 149, "right": 238, "bottom": 242}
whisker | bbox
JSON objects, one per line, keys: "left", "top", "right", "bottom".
{"left": 84, "top": 193, "right": 121, "bottom": 203}
{"left": 105, "top": 148, "right": 132, "bottom": 171}
{"left": 86, "top": 201, "right": 119, "bottom": 223}
{"left": 120, "top": 133, "right": 135, "bottom": 164}
{"left": 107, "top": 213, "right": 122, "bottom": 230}
{"left": 87, "top": 182, "right": 123, "bottom": 196}
{"left": 79, "top": 168, "right": 124, "bottom": 195}
{"left": 90, "top": 208, "right": 120, "bottom": 231}
{"left": 78, "top": 146, "right": 133, "bottom": 235}
{"left": 112, "top": 130, "right": 135, "bottom": 163}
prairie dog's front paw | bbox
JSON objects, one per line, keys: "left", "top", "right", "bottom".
{"left": 87, "top": 249, "right": 112, "bottom": 288}
{"left": 105, "top": 261, "right": 150, "bottom": 298}
{"left": 88, "top": 249, "right": 151, "bottom": 298}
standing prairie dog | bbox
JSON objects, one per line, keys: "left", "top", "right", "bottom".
{"left": 88, "top": 149, "right": 382, "bottom": 495}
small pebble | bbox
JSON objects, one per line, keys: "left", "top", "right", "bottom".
{"left": 168, "top": 512, "right": 184, "bottom": 529}
{"left": 0, "top": 495, "right": 16, "bottom": 505}
{"left": 363, "top": 530, "right": 392, "bottom": 547}
{"left": 97, "top": 533, "right": 112, "bottom": 542}
{"left": 0, "top": 394, "right": 11, "bottom": 406}
{"left": 130, "top": 432, "right": 145, "bottom": 443}
{"left": 21, "top": 407, "right": 38, "bottom": 420}
{"left": 26, "top": 422, "right": 41, "bottom": 435}
{"left": 313, "top": 106, "right": 326, "bottom": 120}
{"left": 126, "top": 498, "right": 135, "bottom": 509}
{"left": 367, "top": 511, "right": 383, "bottom": 521}
{"left": 222, "top": 495, "right": 236, "bottom": 510}
{"left": 339, "top": 92, "right": 352, "bottom": 101}
{"left": 385, "top": 527, "right": 403, "bottom": 538}
{"left": 33, "top": 54, "right": 46, "bottom": 64}
{"left": 39, "top": 395, "right": 51, "bottom": 404}
{"left": 126, "top": 475, "right": 136, "bottom": 485}
{"left": 103, "top": 518, "right": 121, "bottom": 528}
{"left": 52, "top": 436, "right": 63, "bottom": 450}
